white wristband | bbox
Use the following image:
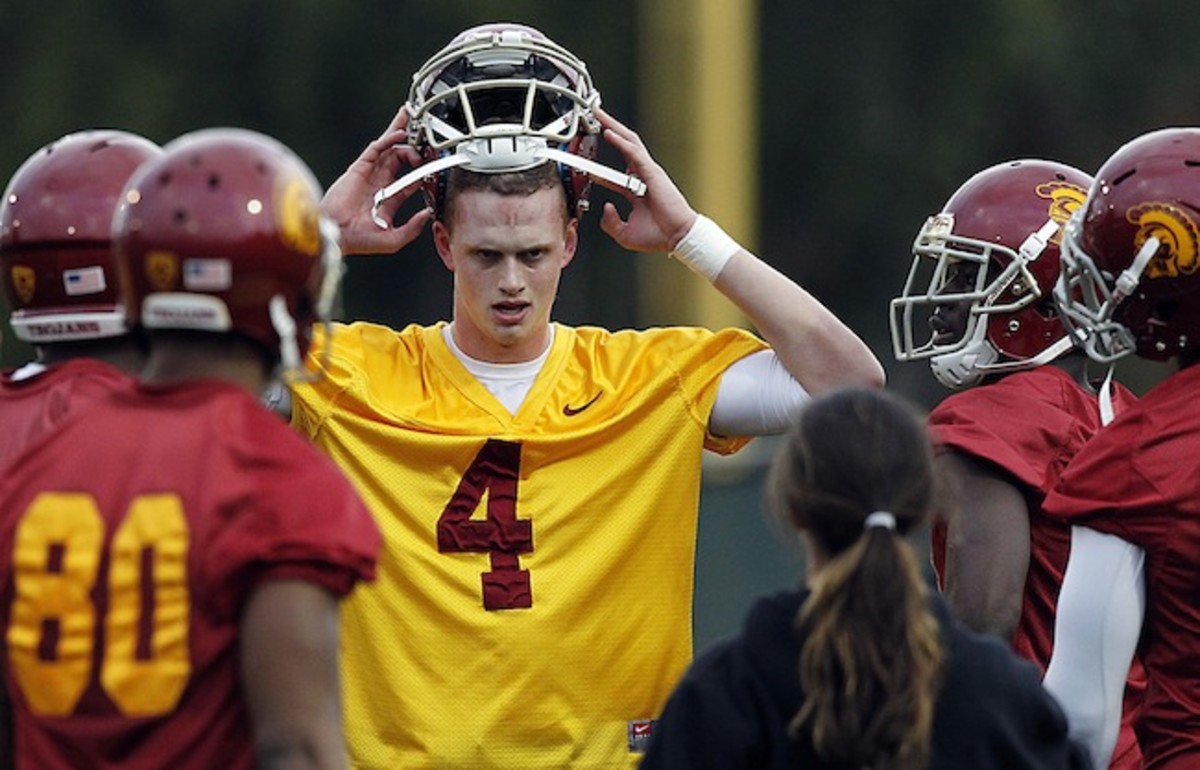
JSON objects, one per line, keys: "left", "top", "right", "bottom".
{"left": 669, "top": 215, "right": 741, "bottom": 281}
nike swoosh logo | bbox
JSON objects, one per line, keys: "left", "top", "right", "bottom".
{"left": 563, "top": 391, "right": 603, "bottom": 416}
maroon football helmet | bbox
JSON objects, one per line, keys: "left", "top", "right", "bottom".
{"left": 890, "top": 159, "right": 1091, "bottom": 389}
{"left": 112, "top": 128, "right": 342, "bottom": 374}
{"left": 370, "top": 22, "right": 646, "bottom": 226}
{"left": 1055, "top": 127, "right": 1200, "bottom": 362}
{"left": 0, "top": 130, "right": 162, "bottom": 343}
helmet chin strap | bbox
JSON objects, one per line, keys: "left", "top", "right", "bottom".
{"left": 1114, "top": 235, "right": 1159, "bottom": 303}
{"left": 1017, "top": 217, "right": 1062, "bottom": 262}
{"left": 535, "top": 146, "right": 647, "bottom": 195}
{"left": 370, "top": 137, "right": 646, "bottom": 229}
{"left": 372, "top": 153, "right": 470, "bottom": 228}
{"left": 1074, "top": 235, "right": 1160, "bottom": 363}
{"left": 269, "top": 293, "right": 303, "bottom": 382}
{"left": 1098, "top": 364, "right": 1117, "bottom": 426}
{"left": 930, "top": 329, "right": 1080, "bottom": 390}
{"left": 975, "top": 333, "right": 1078, "bottom": 376}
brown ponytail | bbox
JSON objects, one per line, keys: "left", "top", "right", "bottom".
{"left": 766, "top": 388, "right": 944, "bottom": 769}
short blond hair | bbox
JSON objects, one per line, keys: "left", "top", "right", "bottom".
{"left": 441, "top": 162, "right": 570, "bottom": 227}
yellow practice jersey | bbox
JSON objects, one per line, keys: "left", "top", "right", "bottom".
{"left": 291, "top": 321, "right": 766, "bottom": 769}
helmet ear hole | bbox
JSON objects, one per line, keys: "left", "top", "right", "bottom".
{"left": 1034, "top": 297, "right": 1058, "bottom": 320}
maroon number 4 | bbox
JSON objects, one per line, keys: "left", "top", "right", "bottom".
{"left": 437, "top": 439, "right": 533, "bottom": 610}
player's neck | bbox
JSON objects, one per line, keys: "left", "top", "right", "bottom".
{"left": 142, "top": 332, "right": 271, "bottom": 394}
{"left": 447, "top": 320, "right": 554, "bottom": 364}
{"left": 1047, "top": 350, "right": 1094, "bottom": 392}
{"left": 38, "top": 337, "right": 145, "bottom": 375}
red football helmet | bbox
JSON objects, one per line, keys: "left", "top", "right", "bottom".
{"left": 112, "top": 128, "right": 342, "bottom": 376}
{"left": 0, "top": 129, "right": 162, "bottom": 343}
{"left": 890, "top": 159, "right": 1091, "bottom": 389}
{"left": 1055, "top": 127, "right": 1200, "bottom": 362}
{"left": 370, "top": 22, "right": 646, "bottom": 226}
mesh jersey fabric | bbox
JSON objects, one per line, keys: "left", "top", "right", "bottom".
{"left": 0, "top": 379, "right": 379, "bottom": 770}
{"left": 1045, "top": 363, "right": 1200, "bottom": 769}
{"left": 0, "top": 357, "right": 135, "bottom": 470}
{"left": 290, "top": 320, "right": 766, "bottom": 769}
{"left": 928, "top": 365, "right": 1143, "bottom": 769}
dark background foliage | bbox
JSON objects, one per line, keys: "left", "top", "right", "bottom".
{"left": 2, "top": 1, "right": 1193, "bottom": 647}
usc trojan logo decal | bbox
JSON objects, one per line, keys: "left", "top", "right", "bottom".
{"left": 1126, "top": 203, "right": 1200, "bottom": 279}
{"left": 276, "top": 177, "right": 321, "bottom": 257}
{"left": 10, "top": 265, "right": 34, "bottom": 304}
{"left": 145, "top": 250, "right": 179, "bottom": 291}
{"left": 1036, "top": 181, "right": 1087, "bottom": 244}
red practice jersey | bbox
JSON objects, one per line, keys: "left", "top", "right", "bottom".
{"left": 0, "top": 379, "right": 379, "bottom": 770}
{"left": 930, "top": 366, "right": 1143, "bottom": 769}
{"left": 1045, "top": 364, "right": 1200, "bottom": 770}
{"left": 0, "top": 358, "right": 134, "bottom": 470}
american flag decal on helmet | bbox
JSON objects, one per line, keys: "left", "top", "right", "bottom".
{"left": 63, "top": 266, "right": 106, "bottom": 296}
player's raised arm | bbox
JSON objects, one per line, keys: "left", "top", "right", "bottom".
{"left": 596, "top": 107, "right": 884, "bottom": 395}
{"left": 321, "top": 105, "right": 433, "bottom": 256}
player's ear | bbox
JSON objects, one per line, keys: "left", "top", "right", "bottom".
{"left": 562, "top": 217, "right": 578, "bottom": 268}
{"left": 433, "top": 219, "right": 455, "bottom": 271}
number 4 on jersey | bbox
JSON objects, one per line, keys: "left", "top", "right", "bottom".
{"left": 437, "top": 439, "right": 533, "bottom": 610}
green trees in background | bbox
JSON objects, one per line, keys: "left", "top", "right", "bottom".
{"left": 1, "top": 1, "right": 1194, "bottom": 402}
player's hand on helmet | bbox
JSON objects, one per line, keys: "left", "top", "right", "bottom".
{"left": 596, "top": 107, "right": 698, "bottom": 253}
{"left": 322, "top": 105, "right": 433, "bottom": 256}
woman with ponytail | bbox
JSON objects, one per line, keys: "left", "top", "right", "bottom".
{"left": 640, "top": 388, "right": 1090, "bottom": 770}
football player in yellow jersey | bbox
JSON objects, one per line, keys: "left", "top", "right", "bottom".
{"left": 298, "top": 23, "right": 884, "bottom": 770}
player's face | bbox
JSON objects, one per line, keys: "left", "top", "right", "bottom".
{"left": 929, "top": 259, "right": 979, "bottom": 346}
{"left": 434, "top": 185, "right": 578, "bottom": 363}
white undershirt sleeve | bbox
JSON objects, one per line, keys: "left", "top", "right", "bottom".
{"left": 1043, "top": 526, "right": 1145, "bottom": 770}
{"left": 709, "top": 350, "right": 809, "bottom": 437}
